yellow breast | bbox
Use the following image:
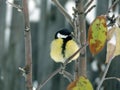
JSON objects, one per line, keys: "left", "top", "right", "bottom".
{"left": 50, "top": 39, "right": 64, "bottom": 63}
{"left": 50, "top": 39, "right": 80, "bottom": 63}
{"left": 65, "top": 40, "right": 80, "bottom": 61}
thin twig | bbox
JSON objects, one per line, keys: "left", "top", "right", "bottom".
{"left": 105, "top": 77, "right": 120, "bottom": 82}
{"left": 106, "top": 0, "right": 120, "bottom": 15}
{"left": 97, "top": 58, "right": 113, "bottom": 90}
{"left": 108, "top": 0, "right": 119, "bottom": 12}
{"left": 59, "top": 70, "right": 74, "bottom": 82}
{"left": 19, "top": 67, "right": 26, "bottom": 77}
{"left": 84, "top": 0, "right": 94, "bottom": 11}
{"left": 6, "top": 1, "right": 22, "bottom": 12}
{"left": 22, "top": 0, "right": 33, "bottom": 90}
{"left": 85, "top": 5, "right": 96, "bottom": 16}
{"left": 52, "top": 0, "right": 74, "bottom": 27}
{"left": 36, "top": 66, "right": 62, "bottom": 90}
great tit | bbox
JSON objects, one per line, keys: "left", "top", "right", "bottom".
{"left": 50, "top": 28, "right": 80, "bottom": 63}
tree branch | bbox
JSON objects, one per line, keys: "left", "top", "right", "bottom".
{"left": 36, "top": 66, "right": 62, "bottom": 90}
{"left": 84, "top": 0, "right": 94, "bottom": 11}
{"left": 105, "top": 77, "right": 120, "bottom": 82}
{"left": 75, "top": 0, "right": 87, "bottom": 77}
{"left": 22, "top": 0, "right": 33, "bottom": 90}
{"left": 85, "top": 5, "right": 96, "bottom": 16}
{"left": 96, "top": 58, "right": 113, "bottom": 90}
{"left": 106, "top": 0, "right": 120, "bottom": 15}
{"left": 59, "top": 70, "right": 74, "bottom": 82}
{"left": 51, "top": 0, "right": 74, "bottom": 27}
{"left": 6, "top": 1, "right": 22, "bottom": 12}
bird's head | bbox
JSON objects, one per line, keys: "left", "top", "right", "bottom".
{"left": 55, "top": 28, "right": 73, "bottom": 40}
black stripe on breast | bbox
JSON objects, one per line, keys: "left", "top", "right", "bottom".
{"left": 62, "top": 39, "right": 67, "bottom": 57}
{"left": 61, "top": 36, "right": 72, "bottom": 58}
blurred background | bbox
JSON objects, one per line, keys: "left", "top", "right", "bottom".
{"left": 0, "top": 0, "right": 120, "bottom": 90}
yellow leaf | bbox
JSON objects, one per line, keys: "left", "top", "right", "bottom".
{"left": 106, "top": 43, "right": 115, "bottom": 63}
{"left": 67, "top": 80, "right": 77, "bottom": 90}
{"left": 106, "top": 27, "right": 120, "bottom": 63}
{"left": 107, "top": 27, "right": 115, "bottom": 41}
{"left": 114, "top": 27, "right": 120, "bottom": 56}
{"left": 67, "top": 76, "right": 93, "bottom": 90}
{"left": 88, "top": 15, "right": 107, "bottom": 55}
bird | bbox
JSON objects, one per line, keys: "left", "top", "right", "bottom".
{"left": 50, "top": 28, "right": 80, "bottom": 63}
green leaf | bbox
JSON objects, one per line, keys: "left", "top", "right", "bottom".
{"left": 88, "top": 15, "right": 107, "bottom": 55}
{"left": 67, "top": 76, "right": 93, "bottom": 90}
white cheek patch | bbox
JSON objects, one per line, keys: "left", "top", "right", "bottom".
{"left": 57, "top": 33, "right": 68, "bottom": 38}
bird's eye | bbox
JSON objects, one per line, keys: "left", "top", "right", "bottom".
{"left": 57, "top": 33, "right": 68, "bottom": 38}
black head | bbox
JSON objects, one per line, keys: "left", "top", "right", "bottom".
{"left": 55, "top": 28, "right": 72, "bottom": 40}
